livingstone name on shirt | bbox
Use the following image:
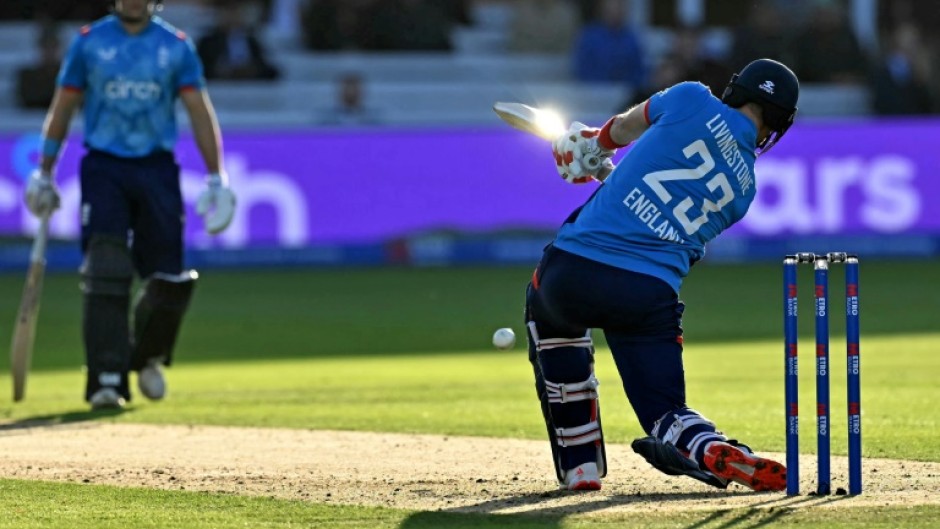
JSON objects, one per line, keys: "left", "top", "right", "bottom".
{"left": 706, "top": 113, "right": 753, "bottom": 194}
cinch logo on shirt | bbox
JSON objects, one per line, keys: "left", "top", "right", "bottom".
{"left": 104, "top": 78, "right": 162, "bottom": 101}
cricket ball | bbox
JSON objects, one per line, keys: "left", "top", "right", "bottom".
{"left": 492, "top": 327, "right": 516, "bottom": 350}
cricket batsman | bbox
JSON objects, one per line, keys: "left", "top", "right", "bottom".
{"left": 526, "top": 59, "right": 799, "bottom": 491}
{"left": 24, "top": 0, "right": 236, "bottom": 409}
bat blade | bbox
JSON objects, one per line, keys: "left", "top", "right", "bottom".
{"left": 493, "top": 102, "right": 565, "bottom": 141}
{"left": 11, "top": 217, "right": 49, "bottom": 402}
{"left": 493, "top": 101, "right": 616, "bottom": 180}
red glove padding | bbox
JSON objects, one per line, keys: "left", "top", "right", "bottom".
{"left": 551, "top": 122, "right": 616, "bottom": 184}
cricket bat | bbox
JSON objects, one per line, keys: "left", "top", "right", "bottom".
{"left": 11, "top": 215, "right": 50, "bottom": 402}
{"left": 492, "top": 101, "right": 567, "bottom": 141}
{"left": 492, "top": 101, "right": 615, "bottom": 177}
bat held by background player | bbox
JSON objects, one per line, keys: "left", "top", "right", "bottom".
{"left": 10, "top": 214, "right": 51, "bottom": 402}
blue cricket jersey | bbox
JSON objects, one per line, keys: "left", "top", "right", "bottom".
{"left": 553, "top": 82, "right": 758, "bottom": 292}
{"left": 57, "top": 15, "right": 206, "bottom": 158}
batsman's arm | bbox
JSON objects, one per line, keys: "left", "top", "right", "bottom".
{"left": 597, "top": 100, "right": 651, "bottom": 154}
{"left": 582, "top": 101, "right": 649, "bottom": 183}
{"left": 181, "top": 88, "right": 224, "bottom": 178}
{"left": 39, "top": 88, "right": 83, "bottom": 174}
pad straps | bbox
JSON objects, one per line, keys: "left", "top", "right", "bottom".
{"left": 544, "top": 374, "right": 599, "bottom": 403}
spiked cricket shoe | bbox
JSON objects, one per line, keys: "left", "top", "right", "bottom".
{"left": 562, "top": 462, "right": 602, "bottom": 491}
{"left": 138, "top": 359, "right": 166, "bottom": 401}
{"left": 703, "top": 441, "right": 786, "bottom": 492}
{"left": 89, "top": 387, "right": 126, "bottom": 410}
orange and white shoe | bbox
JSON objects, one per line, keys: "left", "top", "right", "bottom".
{"left": 562, "top": 462, "right": 602, "bottom": 491}
{"left": 702, "top": 441, "right": 786, "bottom": 492}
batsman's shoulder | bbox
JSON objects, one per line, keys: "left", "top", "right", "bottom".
{"left": 151, "top": 16, "right": 191, "bottom": 43}
{"left": 648, "top": 81, "right": 713, "bottom": 122}
{"left": 663, "top": 81, "right": 711, "bottom": 99}
{"left": 78, "top": 14, "right": 118, "bottom": 37}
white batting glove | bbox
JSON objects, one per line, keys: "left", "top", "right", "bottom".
{"left": 24, "top": 169, "right": 60, "bottom": 218}
{"left": 551, "top": 122, "right": 616, "bottom": 184}
{"left": 196, "top": 172, "right": 236, "bottom": 234}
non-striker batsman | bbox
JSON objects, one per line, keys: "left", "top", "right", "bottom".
{"left": 526, "top": 59, "right": 799, "bottom": 491}
{"left": 25, "top": 0, "right": 236, "bottom": 409}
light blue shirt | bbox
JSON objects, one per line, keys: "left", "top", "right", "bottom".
{"left": 58, "top": 15, "right": 206, "bottom": 158}
{"left": 554, "top": 82, "right": 758, "bottom": 292}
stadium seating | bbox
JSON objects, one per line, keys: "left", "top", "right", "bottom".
{"left": 0, "top": 15, "right": 873, "bottom": 133}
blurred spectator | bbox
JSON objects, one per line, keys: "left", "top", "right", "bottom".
{"left": 877, "top": 0, "right": 940, "bottom": 113}
{"left": 317, "top": 73, "right": 383, "bottom": 126}
{"left": 671, "top": 25, "right": 733, "bottom": 97}
{"left": 870, "top": 23, "right": 933, "bottom": 115}
{"left": 572, "top": 0, "right": 646, "bottom": 86}
{"left": 728, "top": 0, "right": 792, "bottom": 71}
{"left": 269, "top": 0, "right": 302, "bottom": 42}
{"left": 877, "top": 0, "right": 940, "bottom": 38}
{"left": 359, "top": 0, "right": 455, "bottom": 51}
{"left": 300, "top": 0, "right": 369, "bottom": 51}
{"left": 197, "top": 1, "right": 280, "bottom": 81}
{"left": 791, "top": 0, "right": 867, "bottom": 84}
{"left": 508, "top": 0, "right": 579, "bottom": 54}
{"left": 15, "top": 22, "right": 61, "bottom": 109}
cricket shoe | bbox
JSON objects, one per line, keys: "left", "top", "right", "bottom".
{"left": 138, "top": 359, "right": 166, "bottom": 401}
{"left": 89, "top": 388, "right": 126, "bottom": 410}
{"left": 702, "top": 441, "right": 786, "bottom": 492}
{"left": 562, "top": 462, "right": 602, "bottom": 491}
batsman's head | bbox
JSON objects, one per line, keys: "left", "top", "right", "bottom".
{"left": 113, "top": 0, "right": 163, "bottom": 23}
{"left": 721, "top": 58, "right": 799, "bottom": 155}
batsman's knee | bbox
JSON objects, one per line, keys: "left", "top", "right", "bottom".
{"left": 130, "top": 270, "right": 198, "bottom": 370}
{"left": 80, "top": 235, "right": 133, "bottom": 295}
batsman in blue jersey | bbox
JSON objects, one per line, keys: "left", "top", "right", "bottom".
{"left": 24, "top": 0, "right": 237, "bottom": 410}
{"left": 528, "top": 59, "right": 799, "bottom": 491}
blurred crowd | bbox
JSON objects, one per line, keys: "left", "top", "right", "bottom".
{"left": 7, "top": 0, "right": 940, "bottom": 116}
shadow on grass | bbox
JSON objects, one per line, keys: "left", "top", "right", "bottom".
{"left": 0, "top": 407, "right": 132, "bottom": 432}
{"left": 398, "top": 489, "right": 851, "bottom": 528}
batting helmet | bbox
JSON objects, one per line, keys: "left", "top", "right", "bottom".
{"left": 721, "top": 59, "right": 799, "bottom": 154}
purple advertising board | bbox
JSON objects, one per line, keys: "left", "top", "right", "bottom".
{"left": 1, "top": 118, "right": 938, "bottom": 251}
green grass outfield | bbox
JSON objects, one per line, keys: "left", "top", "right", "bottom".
{"left": 0, "top": 259, "right": 937, "bottom": 528}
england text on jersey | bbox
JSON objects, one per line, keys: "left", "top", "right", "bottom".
{"left": 622, "top": 188, "right": 686, "bottom": 244}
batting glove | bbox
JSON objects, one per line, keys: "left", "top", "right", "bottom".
{"left": 24, "top": 169, "right": 60, "bottom": 218}
{"left": 551, "top": 122, "right": 616, "bottom": 184}
{"left": 196, "top": 172, "right": 236, "bottom": 234}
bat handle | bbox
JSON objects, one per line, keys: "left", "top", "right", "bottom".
{"left": 31, "top": 215, "right": 50, "bottom": 263}
{"left": 596, "top": 159, "right": 616, "bottom": 182}
{"left": 584, "top": 156, "right": 603, "bottom": 172}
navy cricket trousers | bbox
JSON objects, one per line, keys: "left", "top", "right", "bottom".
{"left": 80, "top": 149, "right": 184, "bottom": 277}
{"left": 526, "top": 244, "right": 689, "bottom": 436}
